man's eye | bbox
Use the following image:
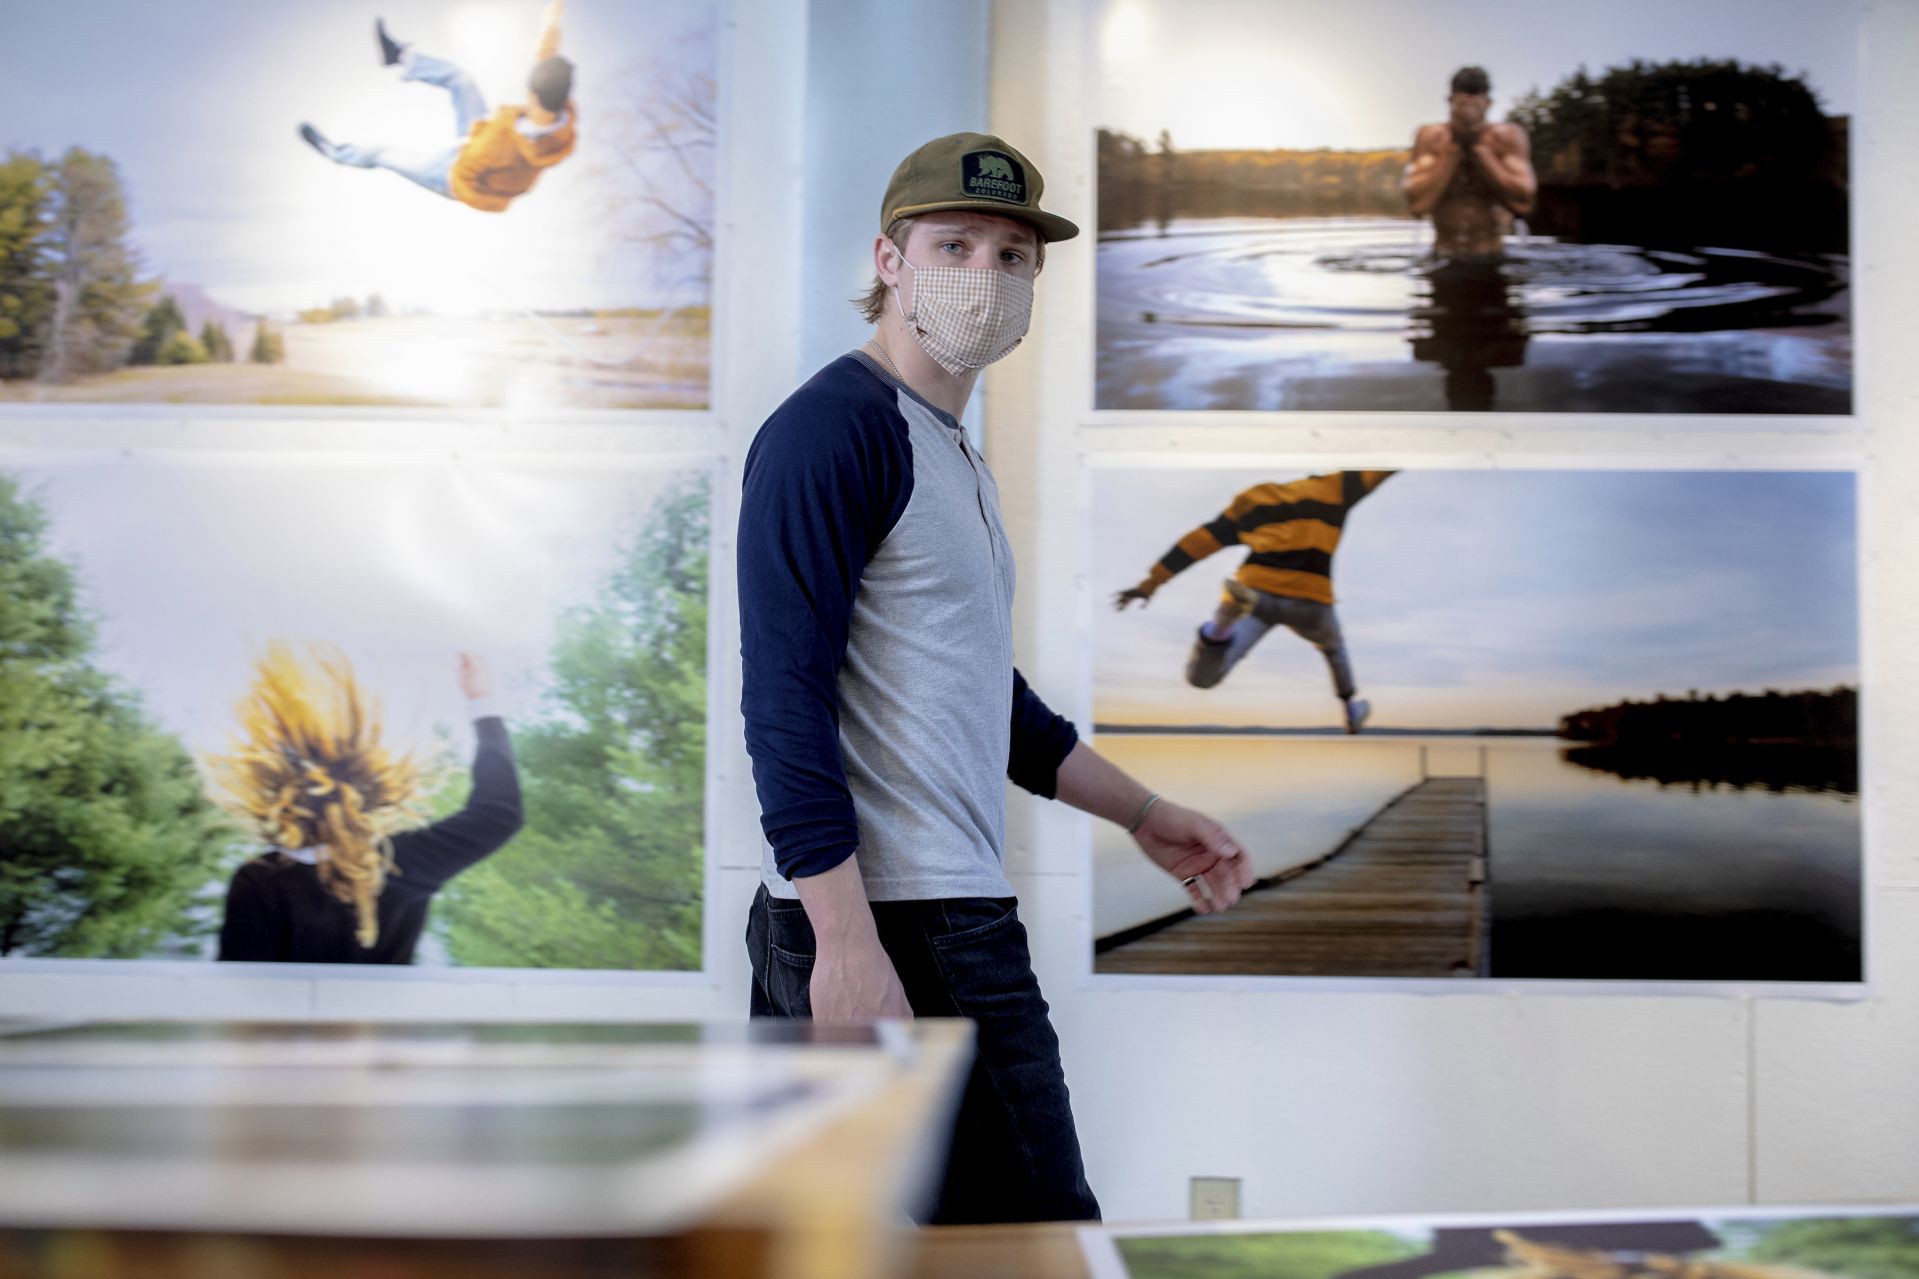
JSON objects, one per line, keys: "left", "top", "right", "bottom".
{"left": 940, "top": 241, "right": 965, "bottom": 253}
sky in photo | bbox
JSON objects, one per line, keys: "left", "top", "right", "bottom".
{"left": 1095, "top": 468, "right": 1857, "bottom": 730}
{"left": 1, "top": 0, "right": 714, "bottom": 315}
{"left": 1099, "top": 0, "right": 1857, "bottom": 151}
{"left": 7, "top": 452, "right": 707, "bottom": 761}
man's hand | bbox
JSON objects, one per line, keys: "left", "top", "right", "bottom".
{"left": 792, "top": 856, "right": 911, "bottom": 1024}
{"left": 1134, "top": 798, "right": 1255, "bottom": 914}
{"left": 810, "top": 935, "right": 913, "bottom": 1024}
{"left": 1113, "top": 583, "right": 1156, "bottom": 611}
{"left": 1052, "top": 741, "right": 1255, "bottom": 913}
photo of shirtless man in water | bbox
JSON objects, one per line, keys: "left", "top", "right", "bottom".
{"left": 1402, "top": 66, "right": 1538, "bottom": 259}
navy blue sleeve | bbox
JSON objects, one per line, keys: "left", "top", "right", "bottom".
{"left": 1008, "top": 668, "right": 1079, "bottom": 799}
{"left": 389, "top": 718, "right": 523, "bottom": 892}
{"left": 738, "top": 371, "right": 912, "bottom": 880}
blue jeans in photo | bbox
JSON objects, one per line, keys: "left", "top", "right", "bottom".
{"left": 325, "top": 52, "right": 486, "bottom": 199}
{"left": 1186, "top": 588, "right": 1357, "bottom": 699}
{"left": 746, "top": 884, "right": 1102, "bottom": 1225}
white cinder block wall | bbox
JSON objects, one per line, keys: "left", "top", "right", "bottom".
{"left": 4, "top": 0, "right": 1913, "bottom": 1223}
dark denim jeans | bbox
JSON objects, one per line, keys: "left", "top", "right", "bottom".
{"left": 746, "top": 884, "right": 1101, "bottom": 1225}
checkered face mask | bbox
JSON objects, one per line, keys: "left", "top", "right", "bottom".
{"left": 894, "top": 255, "right": 1034, "bottom": 376}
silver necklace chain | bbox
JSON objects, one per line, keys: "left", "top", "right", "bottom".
{"left": 866, "top": 338, "right": 905, "bottom": 383}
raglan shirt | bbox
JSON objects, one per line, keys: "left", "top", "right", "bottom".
{"left": 739, "top": 352, "right": 1078, "bottom": 900}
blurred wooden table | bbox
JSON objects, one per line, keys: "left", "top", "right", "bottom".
{"left": 906, "top": 1222, "right": 1095, "bottom": 1279}
{"left": 0, "top": 1019, "right": 974, "bottom": 1279}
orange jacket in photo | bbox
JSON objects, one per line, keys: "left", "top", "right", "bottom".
{"left": 450, "top": 101, "right": 578, "bottom": 213}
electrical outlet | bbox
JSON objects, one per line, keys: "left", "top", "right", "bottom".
{"left": 1189, "top": 1176, "right": 1241, "bottom": 1220}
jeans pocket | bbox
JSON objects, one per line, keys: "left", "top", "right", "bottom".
{"left": 744, "top": 889, "right": 815, "bottom": 1017}
{"left": 927, "top": 901, "right": 1041, "bottom": 1025}
{"left": 765, "top": 901, "right": 817, "bottom": 1017}
{"left": 767, "top": 939, "right": 814, "bottom": 1017}
{"left": 928, "top": 897, "right": 1021, "bottom": 951}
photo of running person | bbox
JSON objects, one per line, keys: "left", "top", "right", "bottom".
{"left": 1115, "top": 471, "right": 1394, "bottom": 734}
{"left": 300, "top": 1, "right": 576, "bottom": 212}
{"left": 213, "top": 646, "right": 522, "bottom": 964}
{"left": 1093, "top": 467, "right": 1859, "bottom": 982}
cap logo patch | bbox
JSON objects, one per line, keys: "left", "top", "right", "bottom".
{"left": 962, "top": 150, "right": 1026, "bottom": 204}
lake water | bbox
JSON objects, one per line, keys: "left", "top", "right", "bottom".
{"left": 1096, "top": 216, "right": 1851, "bottom": 414}
{"left": 1092, "top": 735, "right": 1859, "bottom": 982}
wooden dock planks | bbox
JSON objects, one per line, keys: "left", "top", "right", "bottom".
{"left": 1095, "top": 777, "right": 1489, "bottom": 978}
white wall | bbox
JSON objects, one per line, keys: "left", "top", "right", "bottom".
{"left": 798, "top": 0, "right": 991, "bottom": 376}
{"left": 5, "top": 0, "right": 1914, "bottom": 1226}
{"left": 985, "top": 0, "right": 1917, "bottom": 1223}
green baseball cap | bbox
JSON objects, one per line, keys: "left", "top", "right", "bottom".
{"left": 880, "top": 131, "right": 1080, "bottom": 243}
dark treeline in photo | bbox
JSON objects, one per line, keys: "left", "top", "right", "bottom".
{"left": 1512, "top": 60, "right": 1848, "bottom": 254}
{"left": 1098, "top": 59, "right": 1846, "bottom": 249}
{"left": 1560, "top": 686, "right": 1857, "bottom": 795}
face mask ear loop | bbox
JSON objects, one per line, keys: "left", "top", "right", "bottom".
{"left": 887, "top": 240, "right": 915, "bottom": 324}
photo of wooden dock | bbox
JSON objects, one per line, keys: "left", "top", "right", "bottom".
{"left": 1095, "top": 765, "right": 1490, "bottom": 978}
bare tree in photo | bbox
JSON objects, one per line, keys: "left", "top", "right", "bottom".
{"left": 36, "top": 148, "right": 150, "bottom": 384}
{"left": 594, "top": 34, "right": 716, "bottom": 301}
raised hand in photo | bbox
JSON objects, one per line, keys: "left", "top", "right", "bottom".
{"left": 457, "top": 651, "right": 492, "bottom": 701}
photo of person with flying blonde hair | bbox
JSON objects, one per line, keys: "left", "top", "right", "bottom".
{"left": 212, "top": 645, "right": 522, "bottom": 964}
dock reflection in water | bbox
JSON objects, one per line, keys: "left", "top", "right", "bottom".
{"left": 1090, "top": 736, "right": 1859, "bottom": 982}
{"left": 1096, "top": 216, "right": 1850, "bottom": 414}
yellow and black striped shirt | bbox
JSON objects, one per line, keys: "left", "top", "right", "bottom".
{"left": 1144, "top": 471, "right": 1394, "bottom": 605}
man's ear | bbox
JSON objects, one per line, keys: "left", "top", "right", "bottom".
{"left": 874, "top": 232, "right": 905, "bottom": 286}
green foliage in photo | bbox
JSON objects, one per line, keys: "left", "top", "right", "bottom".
{"left": 1738, "top": 1216, "right": 1919, "bottom": 1279}
{"left": 37, "top": 148, "right": 151, "bottom": 381}
{"left": 1115, "top": 1229, "right": 1421, "bottom": 1279}
{"left": 0, "top": 152, "right": 55, "bottom": 380}
{"left": 433, "top": 480, "right": 708, "bottom": 970}
{"left": 248, "top": 317, "right": 284, "bottom": 364}
{"left": 1510, "top": 59, "right": 1833, "bottom": 187}
{"left": 0, "top": 472, "right": 237, "bottom": 957}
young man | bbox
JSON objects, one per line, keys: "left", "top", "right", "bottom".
{"left": 1402, "top": 66, "right": 1538, "bottom": 259}
{"left": 1115, "top": 471, "right": 1395, "bottom": 734}
{"left": 299, "top": 2, "right": 576, "bottom": 213}
{"left": 738, "top": 133, "right": 1255, "bottom": 1225}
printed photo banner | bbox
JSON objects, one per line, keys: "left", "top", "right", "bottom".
{"left": 1093, "top": 0, "right": 1856, "bottom": 415}
{"left": 0, "top": 0, "right": 717, "bottom": 410}
{"left": 1091, "top": 466, "right": 1860, "bottom": 984}
{"left": 1080, "top": 1205, "right": 1919, "bottom": 1279}
{"left": 0, "top": 450, "right": 711, "bottom": 971}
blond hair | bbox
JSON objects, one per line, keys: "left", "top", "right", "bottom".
{"left": 208, "top": 643, "right": 425, "bottom": 948}
{"left": 854, "top": 218, "right": 917, "bottom": 324}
